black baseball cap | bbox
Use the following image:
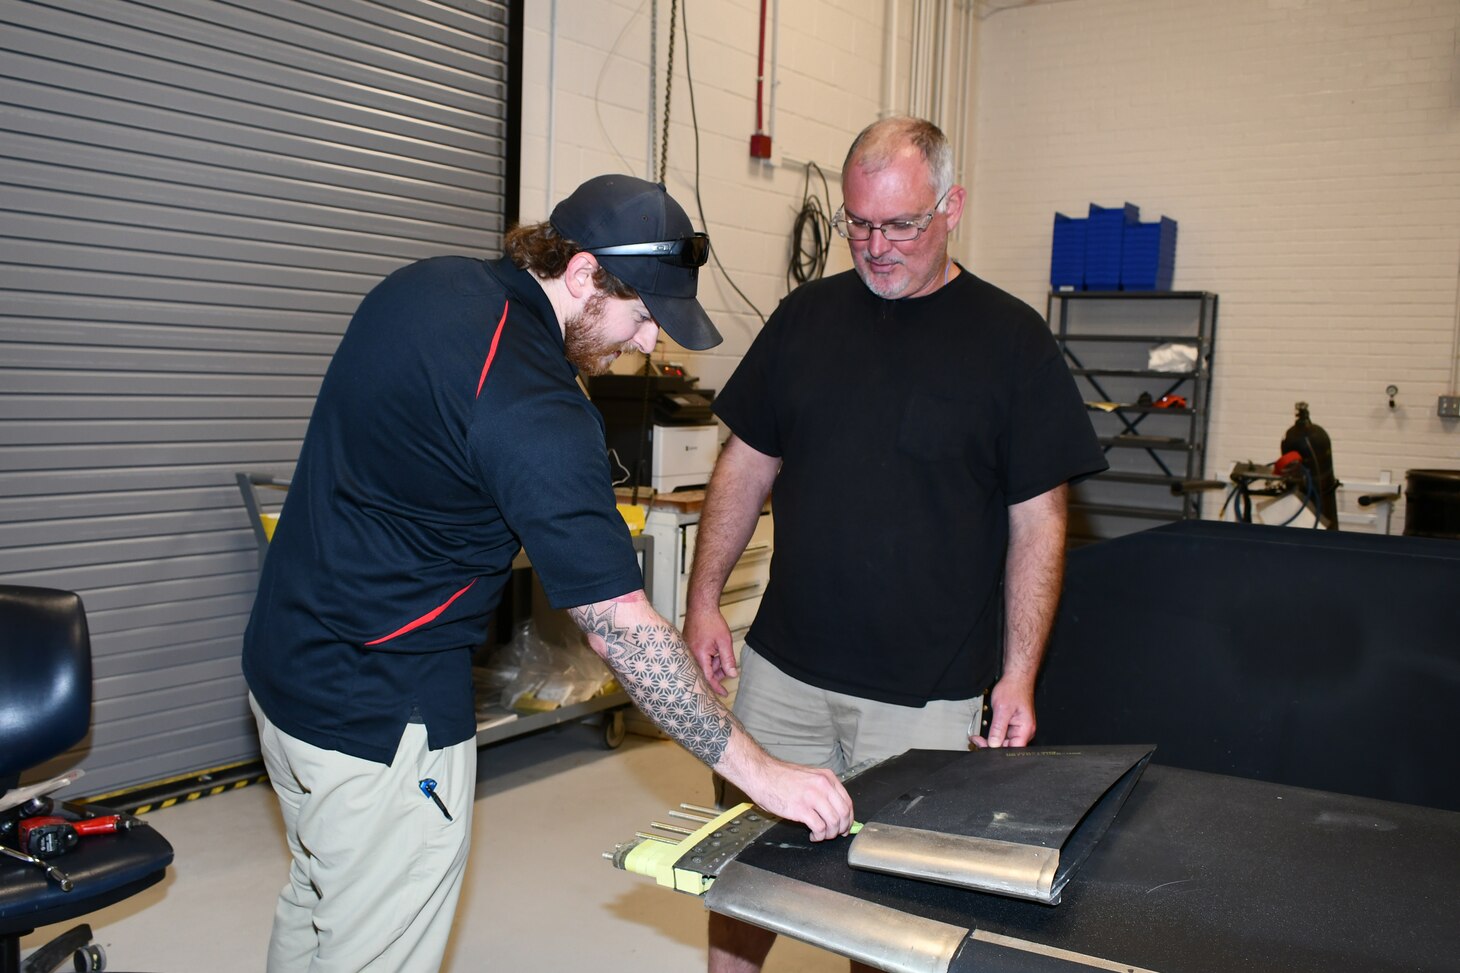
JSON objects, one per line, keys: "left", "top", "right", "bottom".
{"left": 550, "top": 175, "right": 722, "bottom": 351}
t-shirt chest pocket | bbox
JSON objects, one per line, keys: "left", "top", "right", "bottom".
{"left": 896, "top": 391, "right": 998, "bottom": 472}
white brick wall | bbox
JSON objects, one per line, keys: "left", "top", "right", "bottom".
{"left": 968, "top": 0, "right": 1460, "bottom": 531}
{"left": 520, "top": 0, "right": 935, "bottom": 392}
{"left": 522, "top": 0, "right": 1458, "bottom": 532}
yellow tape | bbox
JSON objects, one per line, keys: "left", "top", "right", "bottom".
{"left": 621, "top": 802, "right": 755, "bottom": 894}
{"left": 616, "top": 502, "right": 646, "bottom": 536}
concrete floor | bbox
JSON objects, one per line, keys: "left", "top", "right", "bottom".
{"left": 20, "top": 722, "right": 847, "bottom": 972}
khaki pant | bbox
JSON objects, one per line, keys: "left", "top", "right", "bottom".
{"left": 251, "top": 694, "right": 476, "bottom": 973}
{"left": 719, "top": 646, "right": 981, "bottom": 805}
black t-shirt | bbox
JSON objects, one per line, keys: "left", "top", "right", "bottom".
{"left": 714, "top": 268, "right": 1106, "bottom": 705}
{"left": 243, "top": 256, "right": 644, "bottom": 763}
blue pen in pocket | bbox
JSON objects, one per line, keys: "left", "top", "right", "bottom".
{"left": 418, "top": 778, "right": 453, "bottom": 821}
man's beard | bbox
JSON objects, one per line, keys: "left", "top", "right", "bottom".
{"left": 564, "top": 292, "right": 637, "bottom": 376}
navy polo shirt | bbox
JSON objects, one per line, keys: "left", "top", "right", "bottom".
{"left": 242, "top": 256, "right": 644, "bottom": 764}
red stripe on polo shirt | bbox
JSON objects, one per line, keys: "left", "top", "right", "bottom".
{"left": 477, "top": 302, "right": 510, "bottom": 398}
{"left": 364, "top": 579, "right": 478, "bottom": 646}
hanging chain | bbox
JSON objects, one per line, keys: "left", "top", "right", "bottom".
{"left": 656, "top": 0, "right": 677, "bottom": 184}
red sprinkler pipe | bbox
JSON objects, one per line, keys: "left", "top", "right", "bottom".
{"left": 749, "top": 0, "right": 772, "bottom": 158}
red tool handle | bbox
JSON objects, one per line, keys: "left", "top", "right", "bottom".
{"left": 71, "top": 815, "right": 125, "bottom": 836}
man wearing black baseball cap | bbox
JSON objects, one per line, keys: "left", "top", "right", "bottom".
{"left": 552, "top": 173, "right": 722, "bottom": 353}
{"left": 243, "top": 174, "right": 853, "bottom": 971}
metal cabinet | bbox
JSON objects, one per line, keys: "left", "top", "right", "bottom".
{"left": 643, "top": 505, "right": 772, "bottom": 637}
{"left": 637, "top": 503, "right": 772, "bottom": 717}
{"left": 1047, "top": 291, "right": 1219, "bottom": 543}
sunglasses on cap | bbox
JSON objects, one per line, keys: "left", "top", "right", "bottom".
{"left": 584, "top": 233, "right": 711, "bottom": 268}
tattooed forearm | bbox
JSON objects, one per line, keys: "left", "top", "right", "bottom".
{"left": 569, "top": 603, "right": 739, "bottom": 766}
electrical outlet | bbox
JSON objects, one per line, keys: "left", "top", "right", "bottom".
{"left": 1439, "top": 395, "right": 1460, "bottom": 419}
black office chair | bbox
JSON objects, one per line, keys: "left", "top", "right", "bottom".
{"left": 0, "top": 586, "right": 173, "bottom": 973}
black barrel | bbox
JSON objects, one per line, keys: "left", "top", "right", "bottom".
{"left": 1404, "top": 469, "right": 1460, "bottom": 539}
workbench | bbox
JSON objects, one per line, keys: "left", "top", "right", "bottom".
{"left": 609, "top": 520, "right": 1460, "bottom": 970}
{"left": 614, "top": 748, "right": 1460, "bottom": 973}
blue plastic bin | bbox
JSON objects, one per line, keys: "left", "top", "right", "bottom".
{"left": 1121, "top": 217, "right": 1177, "bottom": 290}
{"left": 1050, "top": 213, "right": 1087, "bottom": 290}
{"left": 1084, "top": 203, "right": 1139, "bottom": 290}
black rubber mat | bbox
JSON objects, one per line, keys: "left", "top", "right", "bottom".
{"left": 733, "top": 751, "right": 1460, "bottom": 973}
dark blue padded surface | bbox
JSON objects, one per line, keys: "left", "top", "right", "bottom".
{"left": 0, "top": 820, "right": 172, "bottom": 934}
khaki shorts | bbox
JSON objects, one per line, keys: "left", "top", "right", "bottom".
{"left": 720, "top": 646, "right": 982, "bottom": 805}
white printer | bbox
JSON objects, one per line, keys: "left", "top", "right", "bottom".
{"left": 648, "top": 422, "right": 718, "bottom": 492}
{"left": 587, "top": 363, "right": 718, "bottom": 493}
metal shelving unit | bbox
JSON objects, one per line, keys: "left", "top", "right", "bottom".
{"left": 472, "top": 538, "right": 655, "bottom": 750}
{"left": 474, "top": 691, "right": 633, "bottom": 749}
{"left": 1047, "top": 291, "right": 1218, "bottom": 543}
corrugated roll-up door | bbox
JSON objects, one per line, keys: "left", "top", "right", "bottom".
{"left": 0, "top": 0, "right": 514, "bottom": 796}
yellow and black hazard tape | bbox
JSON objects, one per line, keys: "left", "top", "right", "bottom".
{"left": 130, "top": 773, "right": 270, "bottom": 815}
{"left": 77, "top": 760, "right": 270, "bottom": 816}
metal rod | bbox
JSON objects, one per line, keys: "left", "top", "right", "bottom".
{"left": 668, "top": 809, "right": 715, "bottom": 823}
{"left": 651, "top": 821, "right": 695, "bottom": 835}
{"left": 680, "top": 803, "right": 721, "bottom": 816}
{"left": 634, "top": 832, "right": 680, "bottom": 844}
{"left": 546, "top": 0, "right": 559, "bottom": 215}
{"left": 0, "top": 845, "right": 39, "bottom": 866}
{"left": 0, "top": 844, "right": 73, "bottom": 891}
{"left": 767, "top": 0, "right": 780, "bottom": 154}
{"left": 883, "top": 0, "right": 898, "bottom": 115}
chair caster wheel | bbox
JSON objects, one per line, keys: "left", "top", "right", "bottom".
{"left": 72, "top": 943, "right": 105, "bottom": 972}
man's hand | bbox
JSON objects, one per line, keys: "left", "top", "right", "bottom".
{"left": 683, "top": 605, "right": 737, "bottom": 696}
{"left": 683, "top": 435, "right": 779, "bottom": 693}
{"left": 969, "top": 676, "right": 1037, "bottom": 749}
{"left": 570, "top": 590, "right": 851, "bottom": 840}
{"left": 972, "top": 485, "right": 1067, "bottom": 749}
{"left": 725, "top": 752, "right": 854, "bottom": 842}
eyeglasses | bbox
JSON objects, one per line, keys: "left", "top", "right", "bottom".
{"left": 584, "top": 233, "right": 711, "bottom": 268}
{"left": 832, "top": 190, "right": 951, "bottom": 242}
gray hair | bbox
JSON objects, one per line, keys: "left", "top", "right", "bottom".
{"left": 842, "top": 116, "right": 954, "bottom": 210}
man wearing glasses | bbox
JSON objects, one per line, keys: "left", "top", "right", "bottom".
{"left": 683, "top": 118, "right": 1106, "bottom": 973}
{"left": 243, "top": 174, "right": 853, "bottom": 973}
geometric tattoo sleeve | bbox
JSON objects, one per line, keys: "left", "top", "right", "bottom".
{"left": 568, "top": 602, "right": 738, "bottom": 766}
